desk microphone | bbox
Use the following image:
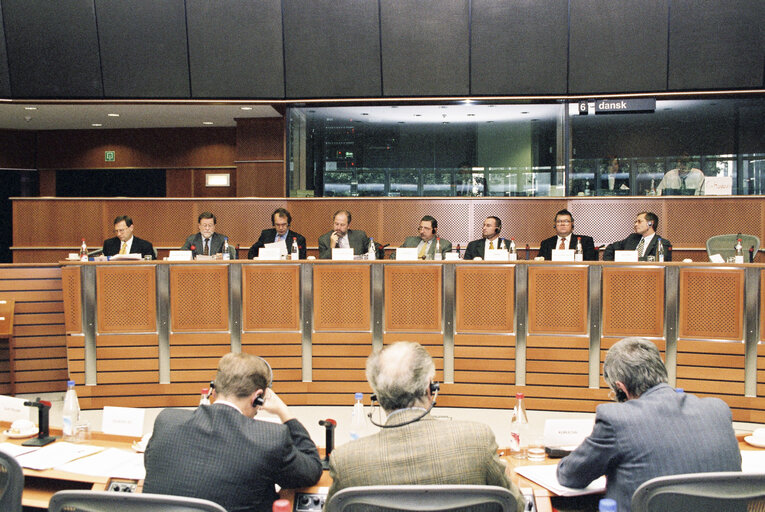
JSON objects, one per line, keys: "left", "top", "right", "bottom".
{"left": 750, "top": 246, "right": 755, "bottom": 263}
{"left": 367, "top": 383, "right": 439, "bottom": 429}
{"left": 318, "top": 419, "right": 336, "bottom": 469}
{"left": 23, "top": 398, "right": 56, "bottom": 446}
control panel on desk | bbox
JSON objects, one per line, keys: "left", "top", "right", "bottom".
{"left": 294, "top": 492, "right": 326, "bottom": 511}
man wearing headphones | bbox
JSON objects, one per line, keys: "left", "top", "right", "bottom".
{"left": 326, "top": 342, "right": 524, "bottom": 512}
{"left": 143, "top": 352, "right": 322, "bottom": 512}
{"left": 537, "top": 209, "right": 597, "bottom": 261}
{"left": 602, "top": 211, "right": 672, "bottom": 261}
{"left": 463, "top": 216, "right": 510, "bottom": 260}
{"left": 247, "top": 208, "right": 307, "bottom": 259}
{"left": 395, "top": 215, "right": 453, "bottom": 259}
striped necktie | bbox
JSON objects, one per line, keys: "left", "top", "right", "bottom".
{"left": 636, "top": 237, "right": 646, "bottom": 257}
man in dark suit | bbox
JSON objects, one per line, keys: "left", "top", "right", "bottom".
{"left": 396, "top": 215, "right": 452, "bottom": 259}
{"left": 181, "top": 211, "right": 235, "bottom": 258}
{"left": 463, "top": 216, "right": 511, "bottom": 260}
{"left": 537, "top": 209, "right": 597, "bottom": 261}
{"left": 247, "top": 208, "right": 306, "bottom": 260}
{"left": 318, "top": 210, "right": 370, "bottom": 259}
{"left": 102, "top": 215, "right": 155, "bottom": 259}
{"left": 602, "top": 211, "right": 672, "bottom": 261}
{"left": 143, "top": 352, "right": 322, "bottom": 512}
{"left": 557, "top": 337, "right": 740, "bottom": 512}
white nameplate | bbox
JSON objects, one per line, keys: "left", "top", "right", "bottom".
{"left": 265, "top": 240, "right": 288, "bottom": 257}
{"left": 101, "top": 406, "right": 145, "bottom": 437}
{"left": 0, "top": 395, "right": 30, "bottom": 422}
{"left": 332, "top": 248, "right": 354, "bottom": 261}
{"left": 444, "top": 252, "right": 460, "bottom": 261}
{"left": 485, "top": 249, "right": 509, "bottom": 261}
{"left": 614, "top": 250, "right": 639, "bottom": 262}
{"left": 258, "top": 247, "right": 282, "bottom": 260}
{"left": 704, "top": 176, "right": 732, "bottom": 196}
{"left": 395, "top": 247, "right": 419, "bottom": 261}
{"left": 167, "top": 250, "right": 193, "bottom": 261}
{"left": 709, "top": 254, "right": 725, "bottom": 263}
{"left": 551, "top": 249, "right": 575, "bottom": 262}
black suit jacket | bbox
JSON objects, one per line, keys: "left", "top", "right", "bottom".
{"left": 247, "top": 229, "right": 307, "bottom": 259}
{"left": 538, "top": 234, "right": 597, "bottom": 261}
{"left": 102, "top": 236, "right": 155, "bottom": 259}
{"left": 181, "top": 232, "right": 235, "bottom": 258}
{"left": 463, "top": 237, "right": 511, "bottom": 260}
{"left": 143, "top": 404, "right": 322, "bottom": 512}
{"left": 602, "top": 233, "right": 672, "bottom": 261}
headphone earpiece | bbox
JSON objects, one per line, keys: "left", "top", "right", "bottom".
{"left": 429, "top": 382, "right": 440, "bottom": 395}
{"left": 647, "top": 221, "right": 653, "bottom": 226}
{"left": 253, "top": 394, "right": 264, "bottom": 407}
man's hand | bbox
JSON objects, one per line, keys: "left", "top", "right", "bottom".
{"left": 260, "top": 389, "right": 294, "bottom": 423}
{"left": 330, "top": 231, "right": 339, "bottom": 248}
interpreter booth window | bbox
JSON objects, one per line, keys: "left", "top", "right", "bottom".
{"left": 287, "top": 103, "right": 563, "bottom": 197}
{"left": 569, "top": 97, "right": 765, "bottom": 197}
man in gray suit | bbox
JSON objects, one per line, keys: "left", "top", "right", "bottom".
{"left": 181, "top": 211, "right": 236, "bottom": 258}
{"left": 143, "top": 352, "right": 322, "bottom": 512}
{"left": 396, "top": 215, "right": 452, "bottom": 259}
{"left": 326, "top": 342, "right": 524, "bottom": 512}
{"left": 557, "top": 337, "right": 741, "bottom": 512}
{"left": 318, "top": 210, "right": 370, "bottom": 259}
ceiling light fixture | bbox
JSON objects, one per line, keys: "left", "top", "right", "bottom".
{"left": 91, "top": 123, "right": 102, "bottom": 127}
{"left": 107, "top": 113, "right": 120, "bottom": 117}
{"left": 240, "top": 107, "right": 253, "bottom": 111}
{"left": 202, "top": 121, "right": 214, "bottom": 125}
{"left": 24, "top": 106, "right": 37, "bottom": 110}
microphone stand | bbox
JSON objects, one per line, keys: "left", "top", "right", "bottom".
{"left": 318, "top": 419, "right": 336, "bottom": 470}
{"left": 22, "top": 398, "right": 56, "bottom": 446}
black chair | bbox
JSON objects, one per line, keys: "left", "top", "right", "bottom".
{"left": 324, "top": 485, "right": 520, "bottom": 512}
{"left": 47, "top": 490, "right": 227, "bottom": 512}
{"left": 0, "top": 448, "right": 23, "bottom": 512}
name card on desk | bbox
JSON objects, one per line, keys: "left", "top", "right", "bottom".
{"left": 551, "top": 249, "right": 575, "bottom": 262}
{"left": 704, "top": 176, "right": 733, "bottom": 196}
{"left": 395, "top": 248, "right": 419, "bottom": 261}
{"left": 167, "top": 250, "right": 193, "bottom": 261}
{"left": 332, "top": 248, "right": 354, "bottom": 261}
{"left": 102, "top": 406, "right": 145, "bottom": 437}
{"left": 0, "top": 395, "right": 29, "bottom": 422}
{"left": 258, "top": 247, "right": 282, "bottom": 260}
{"left": 614, "top": 250, "right": 639, "bottom": 262}
{"left": 485, "top": 249, "right": 509, "bottom": 261}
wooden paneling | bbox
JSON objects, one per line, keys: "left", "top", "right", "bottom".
{"left": 96, "top": 265, "right": 157, "bottom": 333}
{"left": 678, "top": 268, "right": 744, "bottom": 340}
{"left": 455, "top": 265, "right": 514, "bottom": 333}
{"left": 60, "top": 266, "right": 82, "bottom": 333}
{"left": 170, "top": 265, "right": 228, "bottom": 332}
{"left": 677, "top": 340, "right": 745, "bottom": 396}
{"left": 602, "top": 267, "right": 664, "bottom": 337}
{"left": 528, "top": 266, "right": 588, "bottom": 335}
{"left": 242, "top": 264, "right": 300, "bottom": 332}
{"left": 384, "top": 265, "right": 441, "bottom": 332}
{"left": 454, "top": 334, "right": 515, "bottom": 385}
{"left": 313, "top": 265, "right": 370, "bottom": 332}
{"left": 96, "top": 334, "right": 158, "bottom": 385}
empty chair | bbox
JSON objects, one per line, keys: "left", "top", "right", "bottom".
{"left": 631, "top": 471, "right": 765, "bottom": 512}
{"left": 48, "top": 490, "right": 227, "bottom": 512}
{"left": 324, "top": 485, "right": 521, "bottom": 512}
{"left": 0, "top": 449, "right": 23, "bottom": 512}
{"left": 706, "top": 233, "right": 760, "bottom": 262}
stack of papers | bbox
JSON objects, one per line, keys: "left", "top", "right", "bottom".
{"left": 15, "top": 442, "right": 103, "bottom": 470}
{"left": 515, "top": 464, "right": 606, "bottom": 496}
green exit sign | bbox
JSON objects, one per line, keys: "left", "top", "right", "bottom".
{"left": 105, "top": 150, "right": 115, "bottom": 162}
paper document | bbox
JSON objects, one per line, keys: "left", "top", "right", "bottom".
{"left": 16, "top": 442, "right": 103, "bottom": 470}
{"left": 0, "top": 442, "right": 39, "bottom": 458}
{"left": 515, "top": 463, "right": 606, "bottom": 496}
{"left": 56, "top": 447, "right": 146, "bottom": 480}
{"left": 741, "top": 450, "right": 765, "bottom": 473}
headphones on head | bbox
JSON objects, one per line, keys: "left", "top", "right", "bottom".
{"left": 368, "top": 381, "right": 440, "bottom": 428}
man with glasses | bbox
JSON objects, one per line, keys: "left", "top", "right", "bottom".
{"left": 537, "top": 209, "right": 597, "bottom": 261}
{"left": 102, "top": 215, "right": 155, "bottom": 259}
{"left": 395, "top": 215, "right": 452, "bottom": 259}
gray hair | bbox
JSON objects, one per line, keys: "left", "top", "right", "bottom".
{"left": 366, "top": 342, "right": 435, "bottom": 412}
{"left": 603, "top": 337, "right": 667, "bottom": 398}
{"left": 215, "top": 353, "right": 270, "bottom": 399}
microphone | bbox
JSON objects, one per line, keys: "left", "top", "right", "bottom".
{"left": 190, "top": 245, "right": 196, "bottom": 252}
{"left": 23, "top": 398, "right": 56, "bottom": 446}
{"left": 525, "top": 244, "right": 530, "bottom": 260}
{"left": 318, "top": 419, "right": 336, "bottom": 469}
{"left": 750, "top": 246, "right": 755, "bottom": 263}
{"left": 456, "top": 244, "right": 461, "bottom": 258}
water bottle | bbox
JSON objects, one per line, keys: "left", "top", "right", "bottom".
{"left": 598, "top": 498, "right": 617, "bottom": 512}
{"left": 291, "top": 237, "right": 299, "bottom": 260}
{"left": 223, "top": 237, "right": 231, "bottom": 260}
{"left": 367, "top": 238, "right": 376, "bottom": 260}
{"left": 574, "top": 237, "right": 583, "bottom": 262}
{"left": 508, "top": 238, "right": 517, "bottom": 261}
{"left": 350, "top": 392, "right": 365, "bottom": 441}
{"left": 434, "top": 237, "right": 442, "bottom": 260}
{"left": 510, "top": 392, "right": 529, "bottom": 459}
{"left": 735, "top": 238, "right": 744, "bottom": 264}
{"left": 199, "top": 388, "right": 210, "bottom": 406}
{"left": 79, "top": 239, "right": 88, "bottom": 261}
{"left": 62, "top": 379, "right": 80, "bottom": 441}
{"left": 657, "top": 237, "right": 665, "bottom": 262}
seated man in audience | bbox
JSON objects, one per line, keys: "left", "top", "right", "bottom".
{"left": 181, "top": 211, "right": 235, "bottom": 258}
{"left": 102, "top": 215, "right": 155, "bottom": 259}
{"left": 327, "top": 341, "right": 524, "bottom": 512}
{"left": 537, "top": 209, "right": 597, "bottom": 260}
{"left": 657, "top": 153, "right": 705, "bottom": 195}
{"left": 602, "top": 211, "right": 671, "bottom": 261}
{"left": 143, "top": 352, "right": 322, "bottom": 512}
{"left": 463, "top": 216, "right": 510, "bottom": 260}
{"left": 557, "top": 337, "right": 741, "bottom": 512}
{"left": 247, "top": 208, "right": 307, "bottom": 259}
{"left": 318, "top": 210, "right": 369, "bottom": 259}
{"left": 396, "top": 215, "right": 452, "bottom": 259}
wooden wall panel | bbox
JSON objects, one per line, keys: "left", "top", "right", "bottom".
{"left": 676, "top": 340, "right": 746, "bottom": 396}
{"left": 678, "top": 268, "right": 744, "bottom": 340}
{"left": 527, "top": 335, "right": 590, "bottom": 386}
{"left": 384, "top": 265, "right": 441, "bottom": 332}
{"left": 602, "top": 267, "right": 664, "bottom": 337}
{"left": 528, "top": 266, "right": 588, "bottom": 335}
{"left": 170, "top": 265, "right": 228, "bottom": 332}
{"left": 241, "top": 331, "right": 303, "bottom": 385}
{"left": 455, "top": 265, "right": 514, "bottom": 333}
{"left": 242, "top": 264, "right": 300, "bottom": 331}
{"left": 454, "top": 334, "right": 515, "bottom": 386}
{"left": 313, "top": 265, "right": 370, "bottom": 332}
{"left": 61, "top": 266, "right": 82, "bottom": 333}
{"left": 96, "top": 265, "right": 157, "bottom": 333}
{"left": 96, "top": 334, "right": 158, "bottom": 385}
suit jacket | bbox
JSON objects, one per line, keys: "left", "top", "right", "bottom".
{"left": 602, "top": 233, "right": 672, "bottom": 261}
{"left": 102, "top": 236, "right": 155, "bottom": 259}
{"left": 398, "top": 236, "right": 453, "bottom": 259}
{"left": 557, "top": 384, "right": 741, "bottom": 512}
{"left": 247, "top": 229, "right": 307, "bottom": 260}
{"left": 327, "top": 409, "right": 524, "bottom": 512}
{"left": 463, "top": 237, "right": 511, "bottom": 260}
{"left": 318, "top": 229, "right": 369, "bottom": 259}
{"left": 537, "top": 234, "right": 597, "bottom": 261}
{"left": 143, "top": 403, "right": 322, "bottom": 512}
{"left": 181, "top": 232, "right": 236, "bottom": 258}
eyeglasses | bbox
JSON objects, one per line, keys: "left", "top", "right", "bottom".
{"left": 555, "top": 220, "right": 572, "bottom": 224}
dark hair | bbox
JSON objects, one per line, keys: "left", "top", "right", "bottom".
{"left": 639, "top": 211, "right": 659, "bottom": 230}
{"left": 420, "top": 215, "right": 437, "bottom": 230}
{"left": 555, "top": 209, "right": 574, "bottom": 223}
{"left": 272, "top": 208, "right": 292, "bottom": 225}
{"left": 603, "top": 337, "right": 668, "bottom": 398}
{"left": 487, "top": 216, "right": 501, "bottom": 231}
{"left": 113, "top": 215, "right": 133, "bottom": 227}
{"left": 334, "top": 210, "right": 352, "bottom": 224}
{"left": 198, "top": 211, "right": 216, "bottom": 224}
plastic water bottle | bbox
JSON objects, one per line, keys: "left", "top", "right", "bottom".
{"left": 599, "top": 498, "right": 617, "bottom": 512}
{"left": 199, "top": 388, "right": 210, "bottom": 406}
{"left": 508, "top": 238, "right": 517, "bottom": 261}
{"left": 367, "top": 238, "right": 376, "bottom": 260}
{"left": 79, "top": 239, "right": 88, "bottom": 261}
{"left": 574, "top": 237, "right": 583, "bottom": 262}
{"left": 657, "top": 237, "right": 665, "bottom": 262}
{"left": 434, "top": 237, "right": 442, "bottom": 260}
{"left": 291, "top": 237, "right": 299, "bottom": 260}
{"left": 510, "top": 392, "right": 529, "bottom": 459}
{"left": 62, "top": 380, "right": 80, "bottom": 441}
{"left": 222, "top": 237, "right": 231, "bottom": 260}
{"left": 350, "top": 392, "right": 365, "bottom": 441}
{"left": 735, "top": 238, "right": 744, "bottom": 264}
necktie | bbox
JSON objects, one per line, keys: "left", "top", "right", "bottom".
{"left": 680, "top": 175, "right": 687, "bottom": 191}
{"left": 489, "top": 240, "right": 494, "bottom": 250}
{"left": 636, "top": 237, "right": 646, "bottom": 257}
{"left": 418, "top": 242, "right": 427, "bottom": 259}
{"left": 558, "top": 238, "right": 566, "bottom": 250}
{"left": 204, "top": 238, "right": 210, "bottom": 256}
{"left": 119, "top": 242, "right": 126, "bottom": 254}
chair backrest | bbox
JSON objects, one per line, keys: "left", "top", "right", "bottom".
{"left": 631, "top": 471, "right": 765, "bottom": 512}
{"left": 0, "top": 449, "right": 23, "bottom": 512}
{"left": 706, "top": 233, "right": 760, "bottom": 261}
{"left": 324, "top": 485, "right": 519, "bottom": 512}
{"left": 48, "top": 490, "right": 228, "bottom": 512}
